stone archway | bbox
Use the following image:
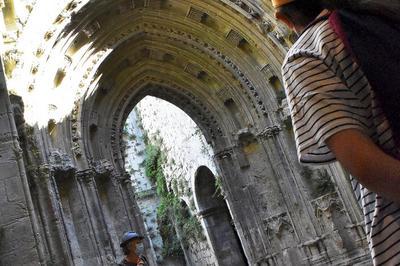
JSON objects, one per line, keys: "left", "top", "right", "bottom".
{"left": 194, "top": 166, "right": 247, "bottom": 266}
{"left": 0, "top": 0, "right": 371, "bottom": 265}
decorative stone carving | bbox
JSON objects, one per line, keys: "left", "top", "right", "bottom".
{"left": 48, "top": 151, "right": 75, "bottom": 173}
{"left": 109, "top": 76, "right": 224, "bottom": 164}
{"left": 54, "top": 10, "right": 69, "bottom": 24}
{"left": 311, "top": 192, "right": 345, "bottom": 221}
{"left": 299, "top": 237, "right": 329, "bottom": 264}
{"left": 185, "top": 63, "right": 206, "bottom": 79}
{"left": 76, "top": 169, "right": 94, "bottom": 184}
{"left": 79, "top": 23, "right": 269, "bottom": 119}
{"left": 227, "top": 0, "right": 260, "bottom": 18}
{"left": 260, "top": 64, "right": 274, "bottom": 80}
{"left": 260, "top": 19, "right": 274, "bottom": 34}
{"left": 92, "top": 159, "right": 115, "bottom": 176}
{"left": 236, "top": 128, "right": 257, "bottom": 145}
{"left": 44, "top": 28, "right": 56, "bottom": 40}
{"left": 3, "top": 49, "right": 21, "bottom": 78}
{"left": 187, "top": 7, "right": 208, "bottom": 23}
{"left": 71, "top": 100, "right": 82, "bottom": 157}
{"left": 226, "top": 29, "right": 246, "bottom": 47}
{"left": 66, "top": 0, "right": 80, "bottom": 11}
{"left": 257, "top": 126, "right": 281, "bottom": 139}
{"left": 279, "top": 98, "right": 291, "bottom": 121}
{"left": 264, "top": 212, "right": 294, "bottom": 239}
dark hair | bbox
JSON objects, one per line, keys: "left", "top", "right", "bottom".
{"left": 278, "top": 0, "right": 400, "bottom": 24}
{"left": 122, "top": 242, "right": 131, "bottom": 256}
{"left": 277, "top": 0, "right": 326, "bottom": 26}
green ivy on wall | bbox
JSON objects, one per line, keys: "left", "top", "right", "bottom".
{"left": 144, "top": 143, "right": 205, "bottom": 257}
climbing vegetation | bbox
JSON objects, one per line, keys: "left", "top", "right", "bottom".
{"left": 144, "top": 143, "right": 205, "bottom": 257}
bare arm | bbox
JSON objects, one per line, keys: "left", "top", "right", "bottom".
{"left": 326, "top": 129, "right": 400, "bottom": 203}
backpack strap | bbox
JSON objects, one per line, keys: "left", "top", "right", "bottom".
{"left": 329, "top": 9, "right": 400, "bottom": 151}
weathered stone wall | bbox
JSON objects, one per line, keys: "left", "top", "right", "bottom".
{"left": 124, "top": 110, "right": 165, "bottom": 263}
{"left": 0, "top": 59, "right": 42, "bottom": 265}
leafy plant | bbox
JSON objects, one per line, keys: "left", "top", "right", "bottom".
{"left": 144, "top": 142, "right": 206, "bottom": 257}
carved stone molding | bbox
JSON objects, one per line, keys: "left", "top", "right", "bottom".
{"left": 107, "top": 77, "right": 224, "bottom": 169}
{"left": 78, "top": 23, "right": 270, "bottom": 120}
{"left": 236, "top": 128, "right": 256, "bottom": 143}
{"left": 257, "top": 125, "right": 281, "bottom": 139}
{"left": 311, "top": 192, "right": 345, "bottom": 219}
{"left": 71, "top": 100, "right": 83, "bottom": 158}
{"left": 226, "top": 29, "right": 246, "bottom": 47}
{"left": 91, "top": 159, "right": 115, "bottom": 177}
{"left": 216, "top": 88, "right": 232, "bottom": 103}
{"left": 76, "top": 169, "right": 95, "bottom": 184}
{"left": 48, "top": 151, "right": 75, "bottom": 173}
{"left": 259, "top": 19, "right": 273, "bottom": 34}
{"left": 225, "top": 0, "right": 260, "bottom": 18}
{"left": 27, "top": 164, "right": 51, "bottom": 184}
{"left": 298, "top": 236, "right": 329, "bottom": 264}
{"left": 264, "top": 212, "right": 294, "bottom": 239}
{"left": 184, "top": 63, "right": 206, "bottom": 79}
{"left": 260, "top": 63, "right": 274, "bottom": 80}
{"left": 256, "top": 252, "right": 279, "bottom": 265}
{"left": 213, "top": 147, "right": 234, "bottom": 160}
{"left": 187, "top": 7, "right": 208, "bottom": 23}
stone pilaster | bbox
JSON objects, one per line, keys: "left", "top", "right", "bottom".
{"left": 0, "top": 58, "right": 43, "bottom": 265}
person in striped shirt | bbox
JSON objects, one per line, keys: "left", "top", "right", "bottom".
{"left": 272, "top": 0, "right": 400, "bottom": 264}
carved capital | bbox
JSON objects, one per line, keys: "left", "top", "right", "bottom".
{"left": 257, "top": 125, "right": 281, "bottom": 139}
{"left": 76, "top": 169, "right": 95, "bottom": 184}
{"left": 48, "top": 151, "right": 75, "bottom": 173}
{"left": 92, "top": 159, "right": 115, "bottom": 176}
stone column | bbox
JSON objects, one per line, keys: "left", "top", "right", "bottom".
{"left": 0, "top": 58, "right": 43, "bottom": 265}
{"left": 29, "top": 165, "right": 73, "bottom": 264}
{"left": 213, "top": 147, "right": 257, "bottom": 264}
{"left": 76, "top": 169, "right": 115, "bottom": 264}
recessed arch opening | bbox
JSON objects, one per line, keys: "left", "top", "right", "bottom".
{"left": 121, "top": 95, "right": 222, "bottom": 265}
{"left": 194, "top": 165, "right": 248, "bottom": 265}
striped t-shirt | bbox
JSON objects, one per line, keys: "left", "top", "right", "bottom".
{"left": 282, "top": 14, "right": 400, "bottom": 266}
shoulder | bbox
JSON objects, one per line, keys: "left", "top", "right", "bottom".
{"left": 283, "top": 19, "right": 337, "bottom": 69}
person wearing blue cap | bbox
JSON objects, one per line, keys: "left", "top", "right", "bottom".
{"left": 118, "top": 231, "right": 147, "bottom": 266}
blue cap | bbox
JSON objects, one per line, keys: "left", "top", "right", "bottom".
{"left": 120, "top": 231, "right": 144, "bottom": 247}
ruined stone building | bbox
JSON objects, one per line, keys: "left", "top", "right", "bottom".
{"left": 0, "top": 0, "right": 372, "bottom": 265}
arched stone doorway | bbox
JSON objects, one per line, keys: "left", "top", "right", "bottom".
{"left": 194, "top": 166, "right": 248, "bottom": 266}
{"left": 0, "top": 0, "right": 371, "bottom": 265}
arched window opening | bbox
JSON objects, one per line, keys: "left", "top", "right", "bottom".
{"left": 194, "top": 166, "right": 248, "bottom": 265}
{"left": 123, "top": 96, "right": 217, "bottom": 265}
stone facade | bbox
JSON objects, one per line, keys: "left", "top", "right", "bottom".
{"left": 0, "top": 0, "right": 372, "bottom": 265}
